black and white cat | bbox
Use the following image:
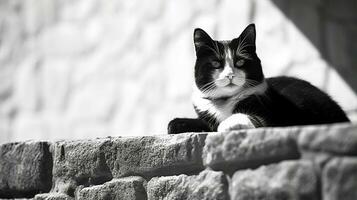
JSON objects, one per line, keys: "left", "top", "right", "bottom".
{"left": 168, "top": 24, "right": 350, "bottom": 134}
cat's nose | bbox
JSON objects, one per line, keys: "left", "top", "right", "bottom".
{"left": 227, "top": 74, "right": 235, "bottom": 80}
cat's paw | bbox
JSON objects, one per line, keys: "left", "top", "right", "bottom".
{"left": 217, "top": 114, "right": 255, "bottom": 132}
{"left": 168, "top": 118, "right": 211, "bottom": 134}
{"left": 168, "top": 118, "right": 188, "bottom": 134}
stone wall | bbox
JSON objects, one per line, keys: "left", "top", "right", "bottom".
{"left": 1, "top": 0, "right": 357, "bottom": 144}
{"left": 1, "top": 122, "right": 356, "bottom": 199}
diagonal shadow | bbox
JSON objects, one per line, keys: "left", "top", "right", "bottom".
{"left": 271, "top": 0, "right": 357, "bottom": 94}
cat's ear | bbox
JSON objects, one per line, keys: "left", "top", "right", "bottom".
{"left": 193, "top": 28, "right": 214, "bottom": 54}
{"left": 236, "top": 24, "right": 256, "bottom": 53}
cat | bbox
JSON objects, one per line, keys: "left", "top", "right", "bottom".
{"left": 168, "top": 24, "right": 350, "bottom": 134}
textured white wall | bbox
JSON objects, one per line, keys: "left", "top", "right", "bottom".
{"left": 0, "top": 0, "right": 356, "bottom": 143}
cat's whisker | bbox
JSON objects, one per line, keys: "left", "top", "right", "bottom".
{"left": 200, "top": 80, "right": 218, "bottom": 90}
{"left": 202, "top": 84, "right": 215, "bottom": 91}
{"left": 200, "top": 81, "right": 215, "bottom": 90}
{"left": 201, "top": 86, "right": 218, "bottom": 96}
{"left": 206, "top": 88, "right": 219, "bottom": 96}
{"left": 244, "top": 81, "right": 260, "bottom": 87}
{"left": 231, "top": 78, "right": 261, "bottom": 87}
{"left": 202, "top": 87, "right": 216, "bottom": 95}
{"left": 201, "top": 82, "right": 216, "bottom": 92}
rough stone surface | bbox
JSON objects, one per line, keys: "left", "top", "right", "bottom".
{"left": 323, "top": 157, "right": 357, "bottom": 200}
{"left": 0, "top": 141, "right": 52, "bottom": 198}
{"left": 52, "top": 133, "right": 206, "bottom": 195}
{"left": 111, "top": 133, "right": 207, "bottom": 178}
{"left": 51, "top": 138, "right": 113, "bottom": 195}
{"left": 301, "top": 150, "right": 333, "bottom": 175}
{"left": 147, "top": 169, "right": 229, "bottom": 200}
{"left": 230, "top": 160, "right": 318, "bottom": 200}
{"left": 34, "top": 193, "right": 73, "bottom": 200}
{"left": 298, "top": 123, "right": 357, "bottom": 154}
{"left": 203, "top": 128, "right": 300, "bottom": 172}
{"left": 1, "top": 124, "right": 357, "bottom": 199}
{"left": 78, "top": 176, "right": 147, "bottom": 200}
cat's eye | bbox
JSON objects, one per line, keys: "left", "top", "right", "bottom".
{"left": 211, "top": 61, "right": 221, "bottom": 69}
{"left": 236, "top": 59, "right": 245, "bottom": 67}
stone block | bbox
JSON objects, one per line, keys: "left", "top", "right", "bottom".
{"left": 34, "top": 193, "right": 73, "bottom": 200}
{"left": 298, "top": 123, "right": 357, "bottom": 154}
{"left": 0, "top": 141, "right": 52, "bottom": 198}
{"left": 230, "top": 160, "right": 318, "bottom": 200}
{"left": 203, "top": 128, "right": 300, "bottom": 172}
{"left": 147, "top": 169, "right": 229, "bottom": 200}
{"left": 78, "top": 176, "right": 146, "bottom": 200}
{"left": 323, "top": 157, "right": 357, "bottom": 200}
{"left": 111, "top": 133, "right": 207, "bottom": 178}
{"left": 301, "top": 151, "right": 333, "bottom": 174}
{"left": 52, "top": 138, "right": 114, "bottom": 195}
{"left": 52, "top": 133, "right": 206, "bottom": 195}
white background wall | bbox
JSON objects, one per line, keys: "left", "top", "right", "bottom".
{"left": 0, "top": 0, "right": 356, "bottom": 143}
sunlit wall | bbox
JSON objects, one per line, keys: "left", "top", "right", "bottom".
{"left": 0, "top": 0, "right": 356, "bottom": 143}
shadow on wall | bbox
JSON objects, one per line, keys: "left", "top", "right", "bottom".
{"left": 271, "top": 0, "right": 357, "bottom": 93}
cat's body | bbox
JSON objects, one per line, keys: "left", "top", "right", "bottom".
{"left": 193, "top": 76, "right": 349, "bottom": 131}
{"left": 168, "top": 24, "right": 349, "bottom": 134}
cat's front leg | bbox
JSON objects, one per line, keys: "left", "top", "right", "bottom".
{"left": 217, "top": 113, "right": 255, "bottom": 132}
{"left": 168, "top": 118, "right": 211, "bottom": 134}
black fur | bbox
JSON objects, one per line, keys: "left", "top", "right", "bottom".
{"left": 168, "top": 24, "right": 350, "bottom": 134}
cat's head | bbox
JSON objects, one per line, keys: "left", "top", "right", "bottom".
{"left": 193, "top": 24, "right": 264, "bottom": 99}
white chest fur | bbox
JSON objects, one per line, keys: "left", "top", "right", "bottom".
{"left": 192, "top": 81, "right": 268, "bottom": 123}
{"left": 192, "top": 95, "right": 236, "bottom": 122}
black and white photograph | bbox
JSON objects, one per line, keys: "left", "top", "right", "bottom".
{"left": 0, "top": 0, "right": 356, "bottom": 199}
